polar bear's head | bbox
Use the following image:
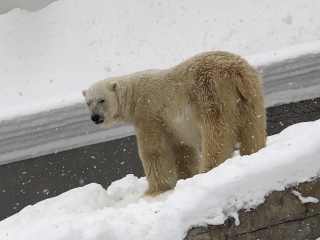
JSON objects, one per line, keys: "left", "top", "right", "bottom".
{"left": 82, "top": 79, "right": 119, "bottom": 127}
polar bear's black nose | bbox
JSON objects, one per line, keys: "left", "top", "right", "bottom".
{"left": 91, "top": 114, "right": 101, "bottom": 123}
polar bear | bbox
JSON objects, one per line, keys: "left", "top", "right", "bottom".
{"left": 82, "top": 51, "right": 266, "bottom": 196}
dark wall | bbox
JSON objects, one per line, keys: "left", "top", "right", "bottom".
{"left": 266, "top": 98, "right": 320, "bottom": 135}
{"left": 0, "top": 135, "right": 144, "bottom": 221}
{"left": 1, "top": 97, "right": 320, "bottom": 221}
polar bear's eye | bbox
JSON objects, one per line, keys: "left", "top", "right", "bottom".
{"left": 87, "top": 102, "right": 91, "bottom": 106}
{"left": 99, "top": 100, "right": 105, "bottom": 104}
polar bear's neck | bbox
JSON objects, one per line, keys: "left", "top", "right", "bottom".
{"left": 115, "top": 80, "right": 137, "bottom": 124}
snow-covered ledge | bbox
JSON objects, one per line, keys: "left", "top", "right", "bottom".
{"left": 0, "top": 41, "right": 320, "bottom": 165}
{"left": 186, "top": 177, "right": 320, "bottom": 240}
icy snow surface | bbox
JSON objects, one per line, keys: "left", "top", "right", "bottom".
{"left": 1, "top": 120, "right": 320, "bottom": 240}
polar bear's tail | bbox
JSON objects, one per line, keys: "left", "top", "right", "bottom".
{"left": 236, "top": 63, "right": 267, "bottom": 155}
{"left": 235, "top": 63, "right": 262, "bottom": 102}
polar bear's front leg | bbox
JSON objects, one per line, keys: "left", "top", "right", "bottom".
{"left": 135, "top": 119, "right": 178, "bottom": 196}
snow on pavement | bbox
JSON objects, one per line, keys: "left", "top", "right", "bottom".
{"left": 1, "top": 119, "right": 320, "bottom": 240}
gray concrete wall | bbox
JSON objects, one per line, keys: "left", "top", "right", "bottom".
{"left": 0, "top": 0, "right": 57, "bottom": 14}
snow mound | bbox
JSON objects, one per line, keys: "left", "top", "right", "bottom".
{"left": 1, "top": 120, "right": 320, "bottom": 240}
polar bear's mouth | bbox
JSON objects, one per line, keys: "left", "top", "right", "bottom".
{"left": 95, "top": 120, "right": 104, "bottom": 125}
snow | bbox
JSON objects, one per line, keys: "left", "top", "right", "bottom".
{"left": 1, "top": 119, "right": 320, "bottom": 240}
{"left": 0, "top": 1, "right": 319, "bottom": 237}
{"left": 1, "top": 0, "right": 320, "bottom": 112}
{"left": 291, "top": 190, "right": 319, "bottom": 204}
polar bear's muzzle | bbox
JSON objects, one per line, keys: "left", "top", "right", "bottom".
{"left": 91, "top": 114, "right": 104, "bottom": 125}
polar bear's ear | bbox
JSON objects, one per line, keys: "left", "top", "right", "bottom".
{"left": 82, "top": 90, "right": 87, "bottom": 97}
{"left": 110, "top": 81, "right": 118, "bottom": 92}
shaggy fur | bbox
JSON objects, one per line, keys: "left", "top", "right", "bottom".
{"left": 82, "top": 51, "right": 267, "bottom": 196}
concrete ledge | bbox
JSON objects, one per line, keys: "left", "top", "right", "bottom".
{"left": 185, "top": 177, "right": 320, "bottom": 240}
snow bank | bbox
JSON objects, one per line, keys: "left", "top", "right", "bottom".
{"left": 1, "top": 119, "right": 320, "bottom": 240}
